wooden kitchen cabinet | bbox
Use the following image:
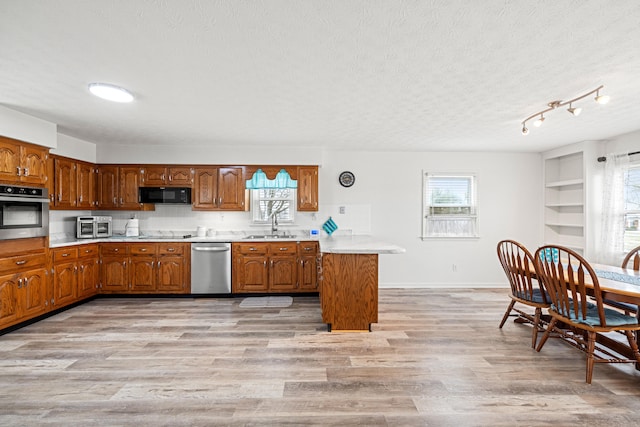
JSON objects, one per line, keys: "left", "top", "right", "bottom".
{"left": 99, "top": 244, "right": 130, "bottom": 292}
{"left": 0, "top": 238, "right": 49, "bottom": 331}
{"left": 97, "top": 165, "right": 146, "bottom": 210}
{"left": 193, "top": 167, "right": 246, "bottom": 210}
{"left": 53, "top": 157, "right": 77, "bottom": 208}
{"left": 297, "top": 166, "right": 318, "bottom": 211}
{"left": 298, "top": 241, "right": 319, "bottom": 291}
{"left": 77, "top": 161, "right": 97, "bottom": 209}
{"left": 142, "top": 166, "right": 193, "bottom": 186}
{"left": 51, "top": 156, "right": 97, "bottom": 209}
{"left": 0, "top": 136, "right": 49, "bottom": 186}
{"left": 77, "top": 244, "right": 99, "bottom": 299}
{"left": 51, "top": 245, "right": 98, "bottom": 308}
{"left": 100, "top": 242, "right": 189, "bottom": 294}
{"left": 232, "top": 241, "right": 318, "bottom": 293}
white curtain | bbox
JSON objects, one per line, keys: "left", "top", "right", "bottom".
{"left": 598, "top": 152, "right": 630, "bottom": 265}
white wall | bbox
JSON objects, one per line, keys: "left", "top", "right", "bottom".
{"left": 318, "top": 150, "right": 541, "bottom": 288}
{"left": 51, "top": 133, "right": 97, "bottom": 163}
{"left": 603, "top": 129, "right": 640, "bottom": 154}
{"left": 0, "top": 105, "right": 57, "bottom": 148}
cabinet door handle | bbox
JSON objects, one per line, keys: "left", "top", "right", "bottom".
{"left": 113, "top": 197, "right": 117, "bottom": 204}
{"left": 122, "top": 262, "right": 127, "bottom": 268}
{"left": 17, "top": 278, "right": 23, "bottom": 288}
{"left": 15, "top": 260, "right": 27, "bottom": 265}
{"left": 264, "top": 260, "right": 267, "bottom": 267}
{"left": 120, "top": 197, "right": 123, "bottom": 204}
{"left": 16, "top": 166, "right": 21, "bottom": 176}
{"left": 157, "top": 261, "right": 161, "bottom": 268}
{"left": 24, "top": 167, "right": 29, "bottom": 176}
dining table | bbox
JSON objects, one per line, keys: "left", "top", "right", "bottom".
{"left": 577, "top": 262, "right": 640, "bottom": 365}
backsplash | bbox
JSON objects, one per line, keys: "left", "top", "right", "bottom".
{"left": 49, "top": 203, "right": 371, "bottom": 240}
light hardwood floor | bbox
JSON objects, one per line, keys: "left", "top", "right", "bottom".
{"left": 1, "top": 289, "right": 640, "bottom": 426}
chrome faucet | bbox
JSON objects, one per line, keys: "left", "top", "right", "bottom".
{"left": 271, "top": 213, "right": 278, "bottom": 233}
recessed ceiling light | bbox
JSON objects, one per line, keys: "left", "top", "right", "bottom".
{"left": 88, "top": 82, "right": 134, "bottom": 103}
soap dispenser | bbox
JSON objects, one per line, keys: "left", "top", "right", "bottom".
{"left": 125, "top": 215, "right": 139, "bottom": 237}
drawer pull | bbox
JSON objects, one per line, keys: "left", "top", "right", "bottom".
{"left": 304, "top": 247, "right": 313, "bottom": 251}
{"left": 249, "top": 247, "right": 257, "bottom": 251}
{"left": 167, "top": 248, "right": 175, "bottom": 252}
{"left": 62, "top": 253, "right": 70, "bottom": 257}
{"left": 15, "top": 260, "right": 27, "bottom": 265}
{"left": 140, "top": 248, "right": 147, "bottom": 252}
{"left": 279, "top": 247, "right": 289, "bottom": 251}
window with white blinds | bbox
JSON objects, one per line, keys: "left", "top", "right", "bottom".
{"left": 422, "top": 173, "right": 478, "bottom": 238}
{"left": 251, "top": 188, "right": 296, "bottom": 224}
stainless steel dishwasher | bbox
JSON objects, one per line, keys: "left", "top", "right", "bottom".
{"left": 191, "top": 242, "right": 232, "bottom": 294}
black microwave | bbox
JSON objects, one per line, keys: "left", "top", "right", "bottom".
{"left": 139, "top": 187, "right": 192, "bottom": 204}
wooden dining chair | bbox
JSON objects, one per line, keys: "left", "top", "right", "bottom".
{"left": 534, "top": 245, "right": 640, "bottom": 384}
{"left": 497, "top": 240, "right": 550, "bottom": 348}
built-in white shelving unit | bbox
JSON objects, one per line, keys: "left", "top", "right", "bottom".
{"left": 542, "top": 141, "right": 603, "bottom": 258}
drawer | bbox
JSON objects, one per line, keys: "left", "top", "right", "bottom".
{"left": 234, "top": 242, "right": 268, "bottom": 255}
{"left": 78, "top": 244, "right": 99, "bottom": 258}
{"left": 269, "top": 242, "right": 298, "bottom": 254}
{"left": 0, "top": 253, "right": 47, "bottom": 272}
{"left": 130, "top": 243, "right": 157, "bottom": 255}
{"left": 299, "top": 241, "right": 318, "bottom": 254}
{"left": 101, "top": 244, "right": 129, "bottom": 256}
{"left": 158, "top": 243, "right": 185, "bottom": 255}
{"left": 52, "top": 247, "right": 78, "bottom": 262}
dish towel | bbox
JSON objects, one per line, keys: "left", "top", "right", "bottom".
{"left": 322, "top": 217, "right": 338, "bottom": 235}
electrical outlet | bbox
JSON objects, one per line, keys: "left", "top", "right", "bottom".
{"left": 339, "top": 206, "right": 346, "bottom": 214}
{"left": 452, "top": 264, "right": 457, "bottom": 272}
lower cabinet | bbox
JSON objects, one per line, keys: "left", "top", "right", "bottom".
{"left": 100, "top": 242, "right": 190, "bottom": 294}
{"left": 51, "top": 244, "right": 99, "bottom": 309}
{"left": 232, "top": 241, "right": 319, "bottom": 293}
{"left": 0, "top": 238, "right": 49, "bottom": 330}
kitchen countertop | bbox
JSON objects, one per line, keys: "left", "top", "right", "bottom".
{"left": 50, "top": 233, "right": 405, "bottom": 255}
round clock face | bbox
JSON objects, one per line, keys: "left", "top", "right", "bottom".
{"left": 339, "top": 171, "right": 355, "bottom": 187}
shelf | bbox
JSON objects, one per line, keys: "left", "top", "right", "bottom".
{"left": 545, "top": 222, "right": 583, "bottom": 228}
{"left": 545, "top": 178, "right": 584, "bottom": 188}
{"left": 545, "top": 202, "right": 584, "bottom": 208}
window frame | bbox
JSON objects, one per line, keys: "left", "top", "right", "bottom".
{"left": 623, "top": 163, "right": 640, "bottom": 251}
{"left": 421, "top": 171, "right": 479, "bottom": 240}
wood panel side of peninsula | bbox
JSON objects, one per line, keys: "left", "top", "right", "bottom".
{"left": 320, "top": 253, "right": 378, "bottom": 332}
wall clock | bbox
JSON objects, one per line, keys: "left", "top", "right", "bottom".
{"left": 339, "top": 171, "right": 355, "bottom": 188}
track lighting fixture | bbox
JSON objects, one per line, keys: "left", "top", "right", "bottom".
{"left": 521, "top": 85, "right": 608, "bottom": 135}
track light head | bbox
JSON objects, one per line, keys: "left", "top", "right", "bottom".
{"left": 567, "top": 103, "right": 582, "bottom": 116}
{"left": 521, "top": 124, "right": 529, "bottom": 135}
{"left": 595, "top": 89, "right": 610, "bottom": 104}
{"left": 533, "top": 115, "right": 545, "bottom": 127}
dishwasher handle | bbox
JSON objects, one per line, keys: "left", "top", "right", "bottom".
{"left": 192, "top": 246, "right": 230, "bottom": 252}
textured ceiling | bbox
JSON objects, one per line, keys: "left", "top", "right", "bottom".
{"left": 1, "top": 0, "right": 639, "bottom": 153}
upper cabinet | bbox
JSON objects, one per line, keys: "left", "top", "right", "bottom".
{"left": 0, "top": 136, "right": 49, "bottom": 186}
{"left": 50, "top": 155, "right": 97, "bottom": 209}
{"left": 97, "top": 165, "right": 147, "bottom": 210}
{"left": 297, "top": 166, "right": 318, "bottom": 211}
{"left": 193, "top": 167, "right": 246, "bottom": 210}
{"left": 141, "top": 166, "right": 193, "bottom": 187}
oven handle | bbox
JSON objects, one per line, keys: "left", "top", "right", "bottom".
{"left": 0, "top": 196, "right": 50, "bottom": 204}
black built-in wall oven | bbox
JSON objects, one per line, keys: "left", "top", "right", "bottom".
{"left": 0, "top": 185, "right": 49, "bottom": 240}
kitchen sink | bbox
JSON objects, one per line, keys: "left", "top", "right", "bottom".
{"left": 244, "top": 234, "right": 297, "bottom": 240}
